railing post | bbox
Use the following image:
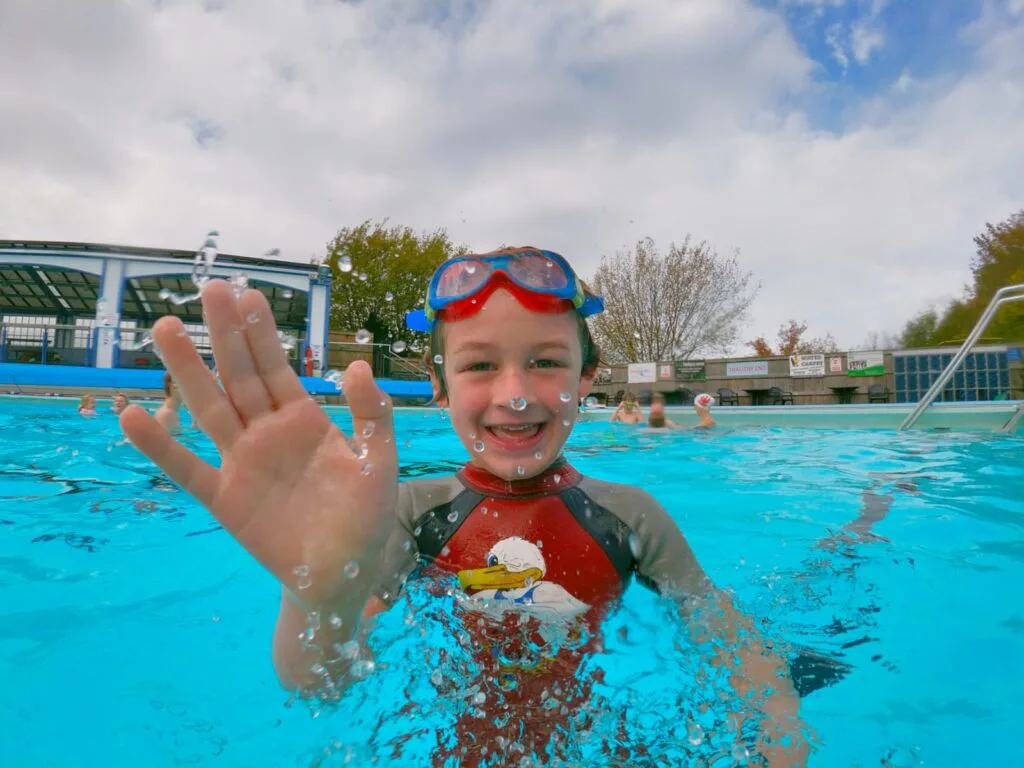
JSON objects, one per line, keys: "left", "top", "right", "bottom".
{"left": 899, "top": 283, "right": 1024, "bottom": 430}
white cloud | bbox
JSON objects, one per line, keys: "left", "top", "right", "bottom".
{"left": 0, "top": 0, "right": 1022, "bottom": 351}
{"left": 851, "top": 20, "right": 885, "bottom": 64}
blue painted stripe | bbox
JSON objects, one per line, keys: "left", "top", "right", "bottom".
{"left": 0, "top": 362, "right": 431, "bottom": 398}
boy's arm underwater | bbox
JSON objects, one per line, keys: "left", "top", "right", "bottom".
{"left": 623, "top": 487, "right": 809, "bottom": 766}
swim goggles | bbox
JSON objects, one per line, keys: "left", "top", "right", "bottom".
{"left": 405, "top": 247, "right": 604, "bottom": 332}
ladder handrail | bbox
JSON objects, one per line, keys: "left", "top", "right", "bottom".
{"left": 899, "top": 282, "right": 1024, "bottom": 430}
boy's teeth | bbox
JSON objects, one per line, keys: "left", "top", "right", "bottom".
{"left": 489, "top": 424, "right": 541, "bottom": 439}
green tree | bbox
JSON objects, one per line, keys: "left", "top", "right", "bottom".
{"left": 902, "top": 211, "right": 1024, "bottom": 346}
{"left": 323, "top": 220, "right": 467, "bottom": 351}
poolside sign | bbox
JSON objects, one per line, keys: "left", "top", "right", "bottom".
{"left": 674, "top": 360, "right": 706, "bottom": 380}
{"left": 789, "top": 354, "right": 825, "bottom": 377}
{"left": 627, "top": 362, "right": 657, "bottom": 384}
{"left": 848, "top": 350, "right": 885, "bottom": 377}
{"left": 726, "top": 360, "right": 769, "bottom": 377}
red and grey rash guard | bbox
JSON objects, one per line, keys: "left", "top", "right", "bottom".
{"left": 373, "top": 459, "right": 709, "bottom": 621}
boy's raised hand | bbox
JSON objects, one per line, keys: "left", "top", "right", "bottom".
{"left": 119, "top": 280, "right": 399, "bottom": 613}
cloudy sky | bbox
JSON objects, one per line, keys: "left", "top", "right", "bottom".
{"left": 1, "top": 0, "right": 1022, "bottom": 350}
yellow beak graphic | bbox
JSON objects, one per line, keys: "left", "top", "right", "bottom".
{"left": 458, "top": 564, "right": 544, "bottom": 592}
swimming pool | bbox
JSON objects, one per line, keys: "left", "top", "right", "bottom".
{"left": 1, "top": 398, "right": 1022, "bottom": 767}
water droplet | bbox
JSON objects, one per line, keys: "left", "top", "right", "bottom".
{"left": 343, "top": 561, "right": 360, "bottom": 580}
{"left": 480, "top": 506, "right": 488, "bottom": 515}
{"left": 473, "top": 691, "right": 486, "bottom": 705}
{"left": 516, "top": 465, "right": 525, "bottom": 476}
{"left": 730, "top": 744, "right": 749, "bottom": 763}
{"left": 430, "top": 669, "right": 444, "bottom": 686}
{"left": 339, "top": 255, "right": 353, "bottom": 273}
{"left": 628, "top": 532, "right": 642, "bottom": 559}
{"left": 282, "top": 288, "right": 293, "bottom": 299}
{"left": 441, "top": 545, "right": 451, "bottom": 557}
{"left": 329, "top": 613, "right": 343, "bottom": 630}
{"left": 533, "top": 451, "right": 542, "bottom": 460}
{"left": 633, "top": 331, "right": 641, "bottom": 339}
{"left": 246, "top": 311, "right": 260, "bottom": 324}
{"left": 231, "top": 272, "right": 248, "bottom": 299}
{"left": 562, "top": 419, "right": 571, "bottom": 427}
{"left": 391, "top": 340, "right": 407, "bottom": 353}
{"left": 509, "top": 397, "right": 527, "bottom": 411}
{"left": 384, "top": 292, "right": 394, "bottom": 302}
{"left": 362, "top": 422, "right": 375, "bottom": 439}
{"left": 324, "top": 370, "right": 343, "bottom": 390}
{"left": 360, "top": 462, "right": 373, "bottom": 476}
{"left": 358, "top": 272, "right": 367, "bottom": 282}
{"left": 355, "top": 329, "right": 372, "bottom": 344}
{"left": 447, "top": 510, "right": 459, "bottom": 523}
{"left": 158, "top": 289, "right": 172, "bottom": 300}
{"left": 277, "top": 331, "right": 297, "bottom": 350}
{"left": 559, "top": 391, "right": 571, "bottom": 403}
{"left": 413, "top": 525, "right": 422, "bottom": 536}
{"left": 473, "top": 440, "right": 485, "bottom": 452}
{"left": 465, "top": 264, "right": 477, "bottom": 274}
{"left": 335, "top": 640, "right": 360, "bottom": 660}
{"left": 402, "top": 539, "right": 413, "bottom": 552}
{"left": 433, "top": 354, "right": 444, "bottom": 364}
{"left": 536, "top": 540, "right": 543, "bottom": 549}
{"left": 352, "top": 660, "right": 375, "bottom": 679}
{"left": 686, "top": 722, "right": 704, "bottom": 746}
{"left": 310, "top": 662, "right": 326, "bottom": 676}
{"left": 299, "top": 627, "right": 315, "bottom": 643}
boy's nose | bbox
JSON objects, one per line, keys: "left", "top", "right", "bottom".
{"left": 491, "top": 367, "right": 535, "bottom": 409}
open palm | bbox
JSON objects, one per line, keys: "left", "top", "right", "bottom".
{"left": 120, "top": 280, "right": 398, "bottom": 609}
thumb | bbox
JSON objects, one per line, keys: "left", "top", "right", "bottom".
{"left": 343, "top": 360, "right": 395, "bottom": 455}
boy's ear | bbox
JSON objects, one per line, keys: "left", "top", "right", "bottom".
{"left": 428, "top": 367, "right": 449, "bottom": 408}
{"left": 577, "top": 366, "right": 596, "bottom": 400}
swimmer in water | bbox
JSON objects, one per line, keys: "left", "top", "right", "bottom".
{"left": 78, "top": 394, "right": 97, "bottom": 417}
{"left": 153, "top": 372, "right": 182, "bottom": 433}
{"left": 609, "top": 390, "right": 643, "bottom": 424}
{"left": 120, "top": 248, "right": 810, "bottom": 767}
{"left": 645, "top": 392, "right": 715, "bottom": 429}
{"left": 112, "top": 393, "right": 130, "bottom": 416}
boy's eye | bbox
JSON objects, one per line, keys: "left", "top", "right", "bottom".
{"left": 463, "top": 361, "right": 495, "bottom": 372}
{"left": 531, "top": 359, "right": 565, "bottom": 369}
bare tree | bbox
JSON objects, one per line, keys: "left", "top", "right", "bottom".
{"left": 859, "top": 330, "right": 902, "bottom": 351}
{"left": 589, "top": 236, "right": 759, "bottom": 363}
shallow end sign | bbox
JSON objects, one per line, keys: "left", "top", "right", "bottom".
{"left": 726, "top": 360, "right": 769, "bottom": 377}
{"left": 627, "top": 362, "right": 657, "bottom": 384}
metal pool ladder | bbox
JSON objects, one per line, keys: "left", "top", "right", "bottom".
{"left": 899, "top": 282, "right": 1024, "bottom": 431}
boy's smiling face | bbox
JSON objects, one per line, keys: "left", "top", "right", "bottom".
{"left": 437, "top": 288, "right": 594, "bottom": 481}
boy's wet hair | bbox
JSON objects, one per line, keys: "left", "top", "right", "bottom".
{"left": 425, "top": 313, "right": 601, "bottom": 400}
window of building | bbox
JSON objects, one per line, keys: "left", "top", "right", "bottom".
{"left": 894, "top": 347, "right": 1011, "bottom": 403}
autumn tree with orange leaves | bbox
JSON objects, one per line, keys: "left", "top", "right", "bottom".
{"left": 747, "top": 320, "right": 839, "bottom": 357}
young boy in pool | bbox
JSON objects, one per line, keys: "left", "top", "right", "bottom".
{"left": 609, "top": 390, "right": 643, "bottom": 423}
{"left": 119, "top": 247, "right": 808, "bottom": 766}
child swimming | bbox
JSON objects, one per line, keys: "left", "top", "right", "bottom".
{"left": 119, "top": 247, "right": 808, "bottom": 766}
{"left": 112, "top": 393, "right": 130, "bottom": 416}
{"left": 77, "top": 393, "right": 97, "bottom": 417}
{"left": 609, "top": 390, "right": 643, "bottom": 424}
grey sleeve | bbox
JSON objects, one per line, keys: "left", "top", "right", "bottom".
{"left": 370, "top": 475, "right": 466, "bottom": 606}
{"left": 580, "top": 478, "right": 712, "bottom": 598}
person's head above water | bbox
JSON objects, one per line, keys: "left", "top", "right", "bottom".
{"left": 648, "top": 392, "right": 667, "bottom": 427}
{"left": 407, "top": 247, "right": 604, "bottom": 482}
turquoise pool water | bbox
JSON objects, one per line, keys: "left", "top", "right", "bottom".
{"left": 1, "top": 398, "right": 1022, "bottom": 766}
